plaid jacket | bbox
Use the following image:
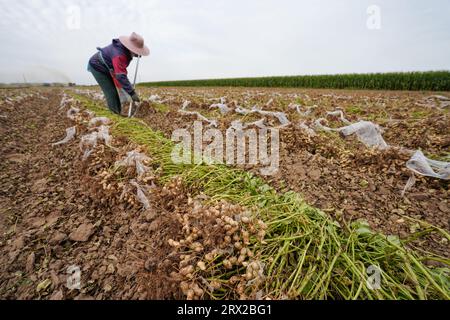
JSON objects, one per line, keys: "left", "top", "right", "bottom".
{"left": 89, "top": 39, "right": 135, "bottom": 96}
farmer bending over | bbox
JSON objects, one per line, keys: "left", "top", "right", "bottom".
{"left": 88, "top": 32, "right": 150, "bottom": 115}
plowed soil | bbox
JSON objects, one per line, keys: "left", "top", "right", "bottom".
{"left": 131, "top": 87, "right": 450, "bottom": 257}
{"left": 0, "top": 89, "right": 186, "bottom": 299}
{"left": 0, "top": 87, "right": 448, "bottom": 299}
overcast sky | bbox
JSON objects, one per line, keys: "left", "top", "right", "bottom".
{"left": 0, "top": 0, "right": 449, "bottom": 84}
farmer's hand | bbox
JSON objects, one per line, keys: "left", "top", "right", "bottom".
{"left": 131, "top": 92, "right": 140, "bottom": 103}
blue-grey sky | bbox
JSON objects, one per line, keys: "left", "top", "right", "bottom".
{"left": 0, "top": 0, "right": 449, "bottom": 84}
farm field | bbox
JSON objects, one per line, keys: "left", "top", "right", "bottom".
{"left": 0, "top": 86, "right": 449, "bottom": 300}
{"left": 141, "top": 71, "right": 450, "bottom": 91}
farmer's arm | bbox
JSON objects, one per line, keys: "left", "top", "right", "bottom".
{"left": 112, "top": 55, "right": 136, "bottom": 96}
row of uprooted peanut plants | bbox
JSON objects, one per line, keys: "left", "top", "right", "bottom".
{"left": 62, "top": 90, "right": 450, "bottom": 300}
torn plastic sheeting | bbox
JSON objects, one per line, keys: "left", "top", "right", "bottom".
{"left": 439, "top": 101, "right": 450, "bottom": 108}
{"left": 235, "top": 105, "right": 290, "bottom": 127}
{"left": 79, "top": 125, "right": 112, "bottom": 160}
{"left": 231, "top": 119, "right": 267, "bottom": 130}
{"left": 314, "top": 118, "right": 335, "bottom": 132}
{"left": 148, "top": 94, "right": 162, "bottom": 103}
{"left": 85, "top": 91, "right": 104, "bottom": 101}
{"left": 93, "top": 93, "right": 104, "bottom": 100}
{"left": 425, "top": 95, "right": 450, "bottom": 104}
{"left": 326, "top": 110, "right": 351, "bottom": 125}
{"left": 206, "top": 97, "right": 227, "bottom": 104}
{"left": 315, "top": 109, "right": 351, "bottom": 128}
{"left": 428, "top": 95, "right": 450, "bottom": 108}
{"left": 130, "top": 180, "right": 150, "bottom": 210}
{"left": 315, "top": 119, "right": 388, "bottom": 149}
{"left": 255, "top": 109, "right": 290, "bottom": 127}
{"left": 340, "top": 121, "right": 388, "bottom": 149}
{"left": 419, "top": 95, "right": 450, "bottom": 109}
{"left": 97, "top": 125, "right": 112, "bottom": 146}
{"left": 289, "top": 103, "right": 304, "bottom": 115}
{"left": 60, "top": 94, "right": 74, "bottom": 109}
{"left": 210, "top": 103, "right": 231, "bottom": 114}
{"left": 67, "top": 107, "right": 80, "bottom": 120}
{"left": 235, "top": 106, "right": 252, "bottom": 115}
{"left": 265, "top": 98, "right": 274, "bottom": 106}
{"left": 89, "top": 117, "right": 111, "bottom": 127}
{"left": 401, "top": 173, "right": 417, "bottom": 197}
{"left": 406, "top": 150, "right": 450, "bottom": 180}
{"left": 181, "top": 100, "right": 191, "bottom": 110}
{"left": 79, "top": 133, "right": 98, "bottom": 160}
{"left": 289, "top": 103, "right": 317, "bottom": 116}
{"left": 11, "top": 94, "right": 33, "bottom": 103}
{"left": 115, "top": 150, "right": 151, "bottom": 178}
{"left": 322, "top": 93, "right": 353, "bottom": 100}
{"left": 52, "top": 126, "right": 76, "bottom": 146}
{"left": 179, "top": 110, "right": 218, "bottom": 128}
{"left": 427, "top": 95, "right": 450, "bottom": 102}
{"left": 75, "top": 89, "right": 104, "bottom": 101}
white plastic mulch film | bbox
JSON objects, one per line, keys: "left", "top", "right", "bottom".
{"left": 89, "top": 117, "right": 111, "bottom": 127}
{"left": 60, "top": 94, "right": 74, "bottom": 109}
{"left": 315, "top": 111, "right": 388, "bottom": 149}
{"left": 254, "top": 108, "right": 291, "bottom": 128}
{"left": 72, "top": 89, "right": 104, "bottom": 101}
{"left": 340, "top": 121, "right": 388, "bottom": 149}
{"left": 402, "top": 151, "right": 450, "bottom": 196}
{"left": 235, "top": 105, "right": 290, "bottom": 128}
{"left": 326, "top": 110, "right": 351, "bottom": 125}
{"left": 130, "top": 180, "right": 151, "bottom": 210}
{"left": 210, "top": 97, "right": 231, "bottom": 114}
{"left": 115, "top": 151, "right": 153, "bottom": 210}
{"left": 148, "top": 94, "right": 163, "bottom": 103}
{"left": 179, "top": 100, "right": 218, "bottom": 127}
{"left": 67, "top": 107, "right": 80, "bottom": 120}
{"left": 181, "top": 100, "right": 191, "bottom": 110}
{"left": 424, "top": 95, "right": 450, "bottom": 109}
{"left": 406, "top": 151, "right": 450, "bottom": 180}
{"left": 231, "top": 119, "right": 267, "bottom": 129}
{"left": 289, "top": 103, "right": 316, "bottom": 116}
{"left": 52, "top": 126, "right": 76, "bottom": 146}
{"left": 115, "top": 151, "right": 151, "bottom": 178}
{"left": 57, "top": 93, "right": 113, "bottom": 159}
{"left": 311, "top": 109, "right": 450, "bottom": 194}
{"left": 79, "top": 125, "right": 112, "bottom": 160}
{"left": 178, "top": 99, "right": 291, "bottom": 129}
{"left": 55, "top": 92, "right": 156, "bottom": 211}
{"left": 210, "top": 103, "right": 231, "bottom": 115}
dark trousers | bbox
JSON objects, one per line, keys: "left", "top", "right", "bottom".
{"left": 88, "top": 66, "right": 121, "bottom": 114}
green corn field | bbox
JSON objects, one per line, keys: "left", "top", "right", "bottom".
{"left": 141, "top": 71, "right": 450, "bottom": 91}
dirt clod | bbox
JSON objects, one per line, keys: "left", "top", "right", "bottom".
{"left": 69, "top": 223, "right": 95, "bottom": 242}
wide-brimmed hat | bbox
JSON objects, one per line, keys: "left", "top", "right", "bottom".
{"left": 119, "top": 32, "right": 150, "bottom": 56}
